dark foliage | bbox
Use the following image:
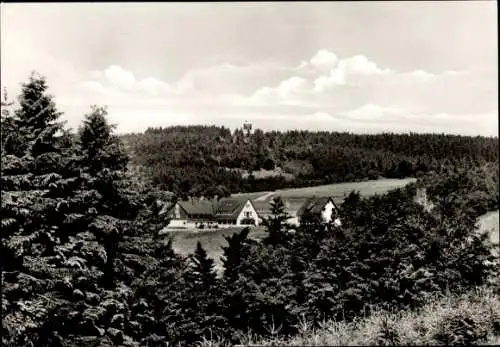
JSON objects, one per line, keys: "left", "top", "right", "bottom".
{"left": 122, "top": 125, "right": 498, "bottom": 197}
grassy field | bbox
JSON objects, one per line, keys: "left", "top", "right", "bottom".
{"left": 166, "top": 178, "right": 417, "bottom": 272}
{"left": 246, "top": 177, "right": 417, "bottom": 216}
{"left": 232, "top": 178, "right": 416, "bottom": 201}
{"left": 166, "top": 226, "right": 268, "bottom": 275}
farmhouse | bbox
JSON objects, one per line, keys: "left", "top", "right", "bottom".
{"left": 164, "top": 197, "right": 260, "bottom": 228}
{"left": 215, "top": 198, "right": 260, "bottom": 226}
{"left": 296, "top": 197, "right": 341, "bottom": 226}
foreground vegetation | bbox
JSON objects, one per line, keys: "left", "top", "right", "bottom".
{"left": 1, "top": 73, "right": 498, "bottom": 346}
{"left": 232, "top": 286, "right": 500, "bottom": 346}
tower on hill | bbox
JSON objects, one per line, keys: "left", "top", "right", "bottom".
{"left": 243, "top": 121, "right": 253, "bottom": 136}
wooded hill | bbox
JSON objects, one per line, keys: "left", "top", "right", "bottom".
{"left": 122, "top": 125, "right": 498, "bottom": 198}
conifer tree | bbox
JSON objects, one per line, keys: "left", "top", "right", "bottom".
{"left": 1, "top": 72, "right": 93, "bottom": 346}
{"left": 78, "top": 105, "right": 128, "bottom": 176}
{"left": 176, "top": 242, "right": 227, "bottom": 344}
{"left": 222, "top": 227, "right": 251, "bottom": 283}
{"left": 262, "top": 196, "right": 291, "bottom": 246}
{"left": 14, "top": 72, "right": 66, "bottom": 157}
{"left": 1, "top": 87, "right": 18, "bottom": 154}
{"left": 77, "top": 105, "right": 138, "bottom": 288}
{"left": 185, "top": 242, "right": 217, "bottom": 290}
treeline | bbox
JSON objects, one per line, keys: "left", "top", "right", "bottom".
{"left": 122, "top": 125, "right": 498, "bottom": 197}
{"left": 2, "top": 73, "right": 498, "bottom": 346}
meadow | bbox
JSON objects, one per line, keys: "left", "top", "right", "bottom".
{"left": 166, "top": 177, "right": 418, "bottom": 273}
{"left": 167, "top": 226, "right": 268, "bottom": 274}
{"left": 237, "top": 177, "right": 416, "bottom": 215}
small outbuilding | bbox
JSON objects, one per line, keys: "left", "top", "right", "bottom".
{"left": 296, "top": 197, "right": 341, "bottom": 226}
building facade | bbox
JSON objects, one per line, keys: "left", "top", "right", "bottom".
{"left": 164, "top": 197, "right": 260, "bottom": 228}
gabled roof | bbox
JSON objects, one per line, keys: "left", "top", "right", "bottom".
{"left": 214, "top": 197, "right": 249, "bottom": 220}
{"left": 296, "top": 196, "right": 339, "bottom": 217}
{"left": 165, "top": 197, "right": 257, "bottom": 220}
{"left": 177, "top": 199, "right": 216, "bottom": 216}
{"left": 159, "top": 200, "right": 175, "bottom": 216}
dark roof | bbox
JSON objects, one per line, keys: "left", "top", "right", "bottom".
{"left": 166, "top": 197, "right": 257, "bottom": 220}
{"left": 252, "top": 200, "right": 272, "bottom": 212}
{"left": 177, "top": 199, "right": 216, "bottom": 216}
{"left": 214, "top": 197, "right": 249, "bottom": 220}
{"left": 159, "top": 200, "right": 175, "bottom": 216}
{"left": 296, "top": 197, "right": 339, "bottom": 217}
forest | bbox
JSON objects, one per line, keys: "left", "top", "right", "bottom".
{"left": 122, "top": 123, "right": 498, "bottom": 198}
{"left": 1, "top": 73, "right": 499, "bottom": 346}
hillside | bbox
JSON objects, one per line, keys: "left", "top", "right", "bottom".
{"left": 236, "top": 177, "right": 417, "bottom": 216}
{"left": 121, "top": 126, "right": 498, "bottom": 198}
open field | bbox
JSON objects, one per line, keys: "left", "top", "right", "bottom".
{"left": 241, "top": 177, "right": 417, "bottom": 216}
{"left": 256, "top": 177, "right": 417, "bottom": 200}
{"left": 166, "top": 226, "right": 268, "bottom": 274}
{"left": 166, "top": 178, "right": 417, "bottom": 273}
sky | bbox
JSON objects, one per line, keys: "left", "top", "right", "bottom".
{"left": 1, "top": 1, "right": 498, "bottom": 135}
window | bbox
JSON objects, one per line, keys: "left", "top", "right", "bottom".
{"left": 245, "top": 211, "right": 251, "bottom": 218}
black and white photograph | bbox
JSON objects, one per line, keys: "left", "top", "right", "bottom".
{"left": 1, "top": 1, "right": 499, "bottom": 346}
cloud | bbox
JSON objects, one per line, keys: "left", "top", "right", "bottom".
{"left": 253, "top": 76, "right": 309, "bottom": 104}
{"left": 82, "top": 66, "right": 175, "bottom": 97}
{"left": 260, "top": 52, "right": 393, "bottom": 96}
{"left": 175, "top": 62, "right": 293, "bottom": 95}
{"left": 245, "top": 50, "right": 495, "bottom": 123}
{"left": 297, "top": 49, "right": 339, "bottom": 71}
{"left": 310, "top": 54, "right": 391, "bottom": 91}
{"left": 101, "top": 65, "right": 135, "bottom": 90}
{"left": 338, "top": 104, "right": 409, "bottom": 121}
{"left": 136, "top": 77, "right": 174, "bottom": 96}
{"left": 399, "top": 69, "right": 436, "bottom": 82}
{"left": 5, "top": 47, "right": 494, "bottom": 136}
{"left": 335, "top": 104, "right": 497, "bottom": 136}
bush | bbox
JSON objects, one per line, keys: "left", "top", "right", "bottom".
{"left": 433, "top": 312, "right": 488, "bottom": 345}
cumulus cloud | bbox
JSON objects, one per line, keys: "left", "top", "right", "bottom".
{"left": 82, "top": 66, "right": 175, "bottom": 97}
{"left": 297, "top": 49, "right": 339, "bottom": 71}
{"left": 136, "top": 77, "right": 173, "bottom": 96}
{"left": 18, "top": 48, "right": 495, "bottom": 136}
{"left": 312, "top": 54, "right": 391, "bottom": 91}
{"left": 253, "top": 76, "right": 309, "bottom": 104}
{"left": 260, "top": 52, "right": 394, "bottom": 97}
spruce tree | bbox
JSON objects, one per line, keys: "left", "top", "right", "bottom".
{"left": 1, "top": 72, "right": 92, "bottom": 346}
{"left": 78, "top": 105, "right": 128, "bottom": 176}
{"left": 185, "top": 242, "right": 217, "bottom": 290}
{"left": 177, "top": 242, "right": 227, "bottom": 344}
{"left": 77, "top": 105, "right": 137, "bottom": 288}
{"left": 222, "top": 227, "right": 251, "bottom": 283}
{"left": 262, "top": 196, "right": 291, "bottom": 246}
{"left": 1, "top": 88, "right": 18, "bottom": 154}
